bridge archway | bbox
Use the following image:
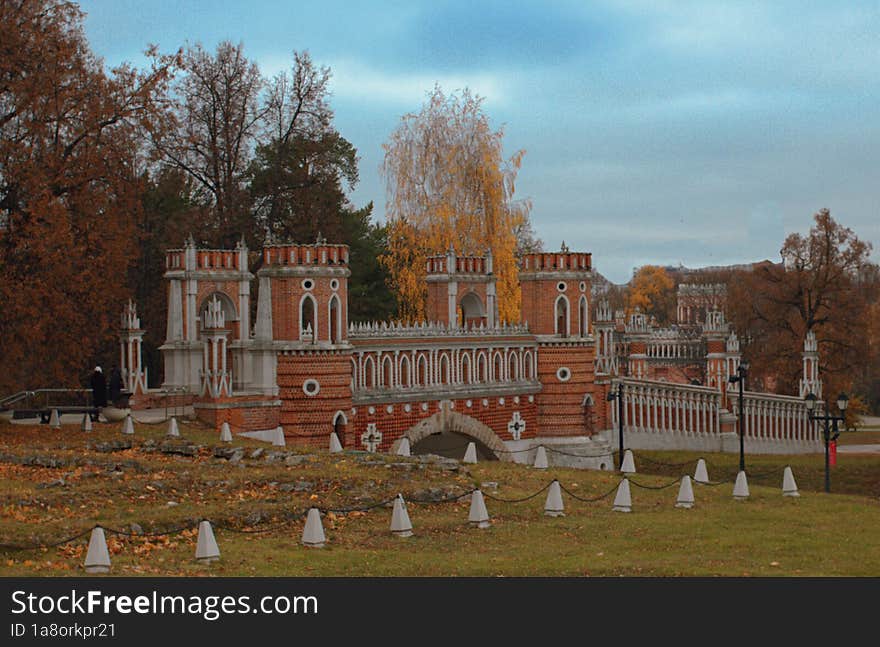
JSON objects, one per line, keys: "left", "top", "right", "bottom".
{"left": 391, "top": 405, "right": 512, "bottom": 462}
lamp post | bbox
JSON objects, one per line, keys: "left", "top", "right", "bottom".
{"left": 805, "top": 392, "right": 848, "bottom": 493}
{"left": 606, "top": 382, "right": 624, "bottom": 470}
{"left": 727, "top": 361, "right": 750, "bottom": 473}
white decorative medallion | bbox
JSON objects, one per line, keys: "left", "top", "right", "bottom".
{"left": 361, "top": 423, "right": 382, "bottom": 452}
{"left": 507, "top": 412, "right": 526, "bottom": 441}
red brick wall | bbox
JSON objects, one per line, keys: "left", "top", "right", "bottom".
{"left": 348, "top": 394, "right": 538, "bottom": 453}
{"left": 194, "top": 395, "right": 280, "bottom": 432}
{"left": 270, "top": 276, "right": 348, "bottom": 342}
{"left": 520, "top": 278, "right": 591, "bottom": 335}
{"left": 276, "top": 351, "right": 353, "bottom": 445}
{"left": 535, "top": 343, "right": 597, "bottom": 436}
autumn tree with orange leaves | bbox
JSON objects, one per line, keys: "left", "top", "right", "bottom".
{"left": 627, "top": 265, "right": 675, "bottom": 324}
{"left": 726, "top": 210, "right": 878, "bottom": 404}
{"left": 0, "top": 0, "right": 178, "bottom": 393}
{"left": 380, "top": 86, "right": 534, "bottom": 323}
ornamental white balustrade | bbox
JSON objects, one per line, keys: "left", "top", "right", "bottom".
{"left": 610, "top": 379, "right": 723, "bottom": 438}
{"left": 727, "top": 391, "right": 819, "bottom": 445}
{"left": 348, "top": 320, "right": 530, "bottom": 339}
{"left": 351, "top": 343, "right": 540, "bottom": 394}
{"left": 645, "top": 334, "right": 704, "bottom": 361}
{"left": 609, "top": 378, "right": 821, "bottom": 452}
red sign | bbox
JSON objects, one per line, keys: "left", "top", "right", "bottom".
{"left": 829, "top": 440, "right": 837, "bottom": 466}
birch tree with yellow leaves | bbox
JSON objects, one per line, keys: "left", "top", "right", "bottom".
{"left": 380, "top": 86, "right": 534, "bottom": 322}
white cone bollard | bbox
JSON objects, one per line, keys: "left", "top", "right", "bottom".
{"left": 195, "top": 520, "right": 220, "bottom": 562}
{"left": 329, "top": 432, "right": 343, "bottom": 453}
{"left": 397, "top": 437, "right": 412, "bottom": 457}
{"left": 533, "top": 446, "right": 549, "bottom": 469}
{"left": 468, "top": 490, "right": 491, "bottom": 528}
{"left": 272, "top": 426, "right": 286, "bottom": 447}
{"left": 84, "top": 527, "right": 111, "bottom": 574}
{"left": 49, "top": 409, "right": 60, "bottom": 429}
{"left": 613, "top": 478, "right": 632, "bottom": 512}
{"left": 167, "top": 417, "right": 180, "bottom": 438}
{"left": 782, "top": 466, "right": 800, "bottom": 497}
{"left": 620, "top": 449, "right": 636, "bottom": 474}
{"left": 462, "top": 442, "right": 478, "bottom": 464}
{"left": 301, "top": 508, "right": 326, "bottom": 548}
{"left": 676, "top": 475, "right": 695, "bottom": 509}
{"left": 733, "top": 471, "right": 750, "bottom": 500}
{"left": 121, "top": 414, "right": 134, "bottom": 435}
{"left": 81, "top": 414, "right": 92, "bottom": 432}
{"left": 390, "top": 494, "right": 413, "bottom": 537}
{"left": 219, "top": 422, "right": 233, "bottom": 443}
{"left": 694, "top": 458, "right": 709, "bottom": 484}
{"left": 544, "top": 480, "right": 565, "bottom": 517}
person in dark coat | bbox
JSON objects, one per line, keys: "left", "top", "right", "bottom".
{"left": 90, "top": 366, "right": 107, "bottom": 409}
{"left": 108, "top": 367, "right": 123, "bottom": 405}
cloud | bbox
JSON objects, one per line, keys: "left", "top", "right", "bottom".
{"left": 324, "top": 59, "right": 510, "bottom": 108}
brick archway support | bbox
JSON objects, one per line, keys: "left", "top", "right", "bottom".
{"left": 391, "top": 400, "right": 512, "bottom": 462}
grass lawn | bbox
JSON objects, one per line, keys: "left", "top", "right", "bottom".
{"left": 1, "top": 420, "right": 879, "bottom": 577}
{"left": 837, "top": 429, "right": 880, "bottom": 445}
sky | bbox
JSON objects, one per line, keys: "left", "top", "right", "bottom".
{"left": 76, "top": 0, "right": 880, "bottom": 283}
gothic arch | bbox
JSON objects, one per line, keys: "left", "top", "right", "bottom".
{"left": 523, "top": 350, "right": 534, "bottom": 380}
{"left": 391, "top": 408, "right": 512, "bottom": 462}
{"left": 417, "top": 353, "right": 428, "bottom": 386}
{"left": 381, "top": 354, "right": 394, "bottom": 388}
{"left": 460, "top": 353, "right": 472, "bottom": 384}
{"left": 439, "top": 352, "right": 451, "bottom": 385}
{"left": 298, "top": 293, "right": 318, "bottom": 341}
{"left": 363, "top": 355, "right": 376, "bottom": 389}
{"left": 492, "top": 351, "right": 504, "bottom": 382}
{"left": 458, "top": 291, "right": 484, "bottom": 327}
{"left": 507, "top": 350, "right": 519, "bottom": 381}
{"left": 399, "top": 354, "right": 411, "bottom": 388}
{"left": 555, "top": 295, "right": 570, "bottom": 336}
{"left": 578, "top": 295, "right": 589, "bottom": 337}
{"left": 328, "top": 294, "right": 342, "bottom": 343}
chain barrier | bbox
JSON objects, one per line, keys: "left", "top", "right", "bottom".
{"left": 627, "top": 476, "right": 683, "bottom": 490}
{"left": 693, "top": 479, "right": 728, "bottom": 487}
{"left": 210, "top": 511, "right": 308, "bottom": 534}
{"left": 543, "top": 446, "right": 615, "bottom": 459}
{"left": 102, "top": 522, "right": 199, "bottom": 538}
{"left": 0, "top": 527, "right": 95, "bottom": 551}
{"left": 322, "top": 495, "right": 400, "bottom": 515}
{"left": 483, "top": 481, "right": 552, "bottom": 503}
{"left": 406, "top": 489, "right": 476, "bottom": 505}
{"left": 558, "top": 481, "right": 620, "bottom": 503}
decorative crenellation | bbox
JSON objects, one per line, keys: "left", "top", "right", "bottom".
{"left": 426, "top": 247, "right": 493, "bottom": 275}
{"left": 348, "top": 320, "right": 529, "bottom": 339}
{"left": 520, "top": 251, "right": 592, "bottom": 272}
{"left": 261, "top": 241, "right": 349, "bottom": 267}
